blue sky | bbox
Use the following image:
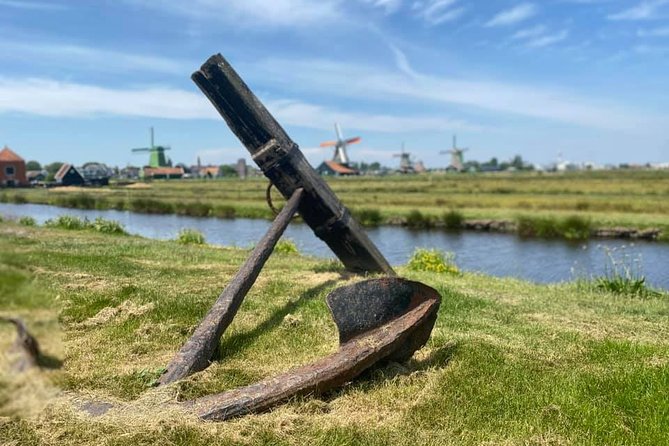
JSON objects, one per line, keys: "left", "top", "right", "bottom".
{"left": 1, "top": 0, "right": 668, "bottom": 168}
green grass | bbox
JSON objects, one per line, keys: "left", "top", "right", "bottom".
{"left": 176, "top": 228, "right": 205, "bottom": 244}
{"left": 1, "top": 170, "right": 667, "bottom": 239}
{"left": 0, "top": 220, "right": 668, "bottom": 445}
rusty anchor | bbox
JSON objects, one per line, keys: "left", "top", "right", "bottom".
{"left": 155, "top": 54, "right": 442, "bottom": 420}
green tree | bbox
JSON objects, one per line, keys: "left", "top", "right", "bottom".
{"left": 218, "top": 164, "right": 238, "bottom": 177}
{"left": 44, "top": 162, "right": 64, "bottom": 174}
{"left": 26, "top": 160, "right": 42, "bottom": 171}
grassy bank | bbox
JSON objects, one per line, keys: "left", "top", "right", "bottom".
{"left": 1, "top": 220, "right": 668, "bottom": 445}
{"left": 1, "top": 170, "right": 668, "bottom": 241}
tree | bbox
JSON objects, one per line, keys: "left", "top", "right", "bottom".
{"left": 219, "top": 164, "right": 238, "bottom": 177}
{"left": 26, "top": 160, "right": 42, "bottom": 171}
{"left": 44, "top": 162, "right": 64, "bottom": 174}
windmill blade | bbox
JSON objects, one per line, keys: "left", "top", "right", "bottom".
{"left": 345, "top": 137, "right": 361, "bottom": 145}
{"left": 320, "top": 140, "right": 338, "bottom": 148}
{"left": 334, "top": 123, "right": 344, "bottom": 142}
{"left": 132, "top": 148, "right": 151, "bottom": 152}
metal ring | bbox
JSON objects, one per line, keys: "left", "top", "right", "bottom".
{"left": 265, "top": 182, "right": 300, "bottom": 219}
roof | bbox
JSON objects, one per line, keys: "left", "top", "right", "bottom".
{"left": 199, "top": 166, "right": 219, "bottom": 176}
{"left": 0, "top": 146, "right": 24, "bottom": 162}
{"left": 54, "top": 163, "right": 81, "bottom": 180}
{"left": 144, "top": 167, "right": 184, "bottom": 176}
{"left": 323, "top": 160, "right": 358, "bottom": 175}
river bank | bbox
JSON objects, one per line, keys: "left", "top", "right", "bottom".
{"left": 1, "top": 220, "right": 668, "bottom": 445}
{"left": 1, "top": 179, "right": 667, "bottom": 242}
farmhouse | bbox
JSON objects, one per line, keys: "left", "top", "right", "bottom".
{"left": 55, "top": 163, "right": 85, "bottom": 186}
{"left": 316, "top": 160, "right": 359, "bottom": 176}
{"left": 0, "top": 146, "right": 28, "bottom": 187}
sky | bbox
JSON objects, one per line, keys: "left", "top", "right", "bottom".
{"left": 1, "top": 0, "right": 668, "bottom": 169}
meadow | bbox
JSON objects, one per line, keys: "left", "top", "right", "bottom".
{"left": 1, "top": 170, "right": 667, "bottom": 240}
{"left": 1, "top": 218, "right": 668, "bottom": 445}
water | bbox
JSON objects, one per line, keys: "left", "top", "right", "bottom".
{"left": 1, "top": 202, "right": 667, "bottom": 290}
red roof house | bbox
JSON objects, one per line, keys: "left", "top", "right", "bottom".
{"left": 0, "top": 146, "right": 28, "bottom": 187}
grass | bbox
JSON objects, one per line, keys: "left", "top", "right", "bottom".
{"left": 1, "top": 170, "right": 667, "bottom": 239}
{"left": 43, "top": 215, "right": 127, "bottom": 235}
{"left": 517, "top": 214, "right": 592, "bottom": 240}
{"left": 176, "top": 228, "right": 205, "bottom": 245}
{"left": 0, "top": 220, "right": 668, "bottom": 445}
{"left": 407, "top": 248, "right": 460, "bottom": 274}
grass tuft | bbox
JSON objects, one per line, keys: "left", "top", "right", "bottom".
{"left": 274, "top": 239, "right": 299, "bottom": 254}
{"left": 176, "top": 228, "right": 205, "bottom": 245}
{"left": 352, "top": 208, "right": 383, "bottom": 227}
{"left": 18, "top": 216, "right": 36, "bottom": 226}
{"left": 442, "top": 209, "right": 464, "bottom": 230}
{"left": 407, "top": 248, "right": 459, "bottom": 274}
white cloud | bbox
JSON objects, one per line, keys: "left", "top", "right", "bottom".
{"left": 0, "top": 77, "right": 472, "bottom": 133}
{"left": 125, "top": 0, "right": 342, "bottom": 27}
{"left": 526, "top": 29, "right": 569, "bottom": 47}
{"left": 0, "top": 41, "right": 189, "bottom": 75}
{"left": 413, "top": 0, "right": 466, "bottom": 25}
{"left": 512, "top": 25, "right": 546, "bottom": 40}
{"left": 0, "top": 0, "right": 67, "bottom": 10}
{"left": 637, "top": 26, "right": 669, "bottom": 36}
{"left": 361, "top": 0, "right": 402, "bottom": 14}
{"left": 251, "top": 56, "right": 667, "bottom": 132}
{"left": 485, "top": 3, "right": 537, "bottom": 27}
{"left": 608, "top": 0, "right": 669, "bottom": 21}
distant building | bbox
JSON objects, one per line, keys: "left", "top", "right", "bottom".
{"left": 236, "top": 158, "right": 248, "bottom": 179}
{"left": 0, "top": 146, "right": 28, "bottom": 187}
{"left": 80, "top": 162, "right": 112, "bottom": 186}
{"left": 55, "top": 163, "right": 85, "bottom": 186}
{"left": 316, "top": 160, "right": 359, "bottom": 176}
{"left": 142, "top": 166, "right": 184, "bottom": 180}
{"left": 120, "top": 166, "right": 141, "bottom": 180}
{"left": 26, "top": 170, "right": 47, "bottom": 184}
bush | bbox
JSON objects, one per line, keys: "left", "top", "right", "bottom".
{"left": 407, "top": 248, "right": 459, "bottom": 274}
{"left": 91, "top": 217, "right": 127, "bottom": 235}
{"left": 561, "top": 215, "right": 591, "bottom": 240}
{"left": 405, "top": 210, "right": 435, "bottom": 229}
{"left": 517, "top": 215, "right": 591, "bottom": 240}
{"left": 129, "top": 198, "right": 174, "bottom": 214}
{"left": 213, "top": 205, "right": 236, "bottom": 219}
{"left": 177, "top": 228, "right": 205, "bottom": 245}
{"left": 175, "top": 202, "right": 212, "bottom": 217}
{"left": 10, "top": 194, "right": 27, "bottom": 204}
{"left": 44, "top": 215, "right": 88, "bottom": 230}
{"left": 274, "top": 239, "right": 299, "bottom": 254}
{"left": 18, "top": 216, "right": 36, "bottom": 226}
{"left": 53, "top": 193, "right": 97, "bottom": 209}
{"left": 442, "top": 210, "right": 464, "bottom": 230}
{"left": 353, "top": 208, "right": 383, "bottom": 227}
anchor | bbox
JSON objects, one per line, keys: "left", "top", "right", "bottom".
{"left": 150, "top": 54, "right": 442, "bottom": 419}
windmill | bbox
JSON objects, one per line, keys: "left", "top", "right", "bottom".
{"left": 394, "top": 143, "right": 414, "bottom": 174}
{"left": 132, "top": 127, "right": 173, "bottom": 168}
{"left": 440, "top": 135, "right": 468, "bottom": 172}
{"left": 320, "top": 123, "right": 360, "bottom": 166}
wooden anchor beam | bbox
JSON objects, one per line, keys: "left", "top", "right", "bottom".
{"left": 192, "top": 54, "right": 394, "bottom": 277}
{"left": 159, "top": 188, "right": 304, "bottom": 385}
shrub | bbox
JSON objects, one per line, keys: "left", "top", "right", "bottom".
{"left": 442, "top": 210, "right": 464, "bottom": 230}
{"left": 274, "top": 239, "right": 299, "bottom": 254}
{"left": 53, "top": 193, "right": 96, "bottom": 209}
{"left": 561, "top": 215, "right": 591, "bottom": 240}
{"left": 175, "top": 201, "right": 212, "bottom": 217}
{"left": 10, "top": 194, "right": 27, "bottom": 204}
{"left": 91, "top": 217, "right": 127, "bottom": 235}
{"left": 44, "top": 215, "right": 88, "bottom": 230}
{"left": 405, "top": 210, "right": 435, "bottom": 229}
{"left": 213, "top": 205, "right": 236, "bottom": 219}
{"left": 407, "top": 248, "right": 459, "bottom": 274}
{"left": 129, "top": 198, "right": 174, "bottom": 214}
{"left": 353, "top": 208, "right": 383, "bottom": 227}
{"left": 177, "top": 228, "right": 205, "bottom": 245}
{"left": 18, "top": 216, "right": 36, "bottom": 226}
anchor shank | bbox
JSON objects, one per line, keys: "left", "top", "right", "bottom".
{"left": 159, "top": 188, "right": 304, "bottom": 385}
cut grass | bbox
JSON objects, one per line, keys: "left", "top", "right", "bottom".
{"left": 0, "top": 220, "right": 667, "bottom": 445}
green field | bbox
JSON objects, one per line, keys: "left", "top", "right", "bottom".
{"left": 2, "top": 170, "right": 668, "bottom": 240}
{"left": 1, "top": 219, "right": 668, "bottom": 445}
